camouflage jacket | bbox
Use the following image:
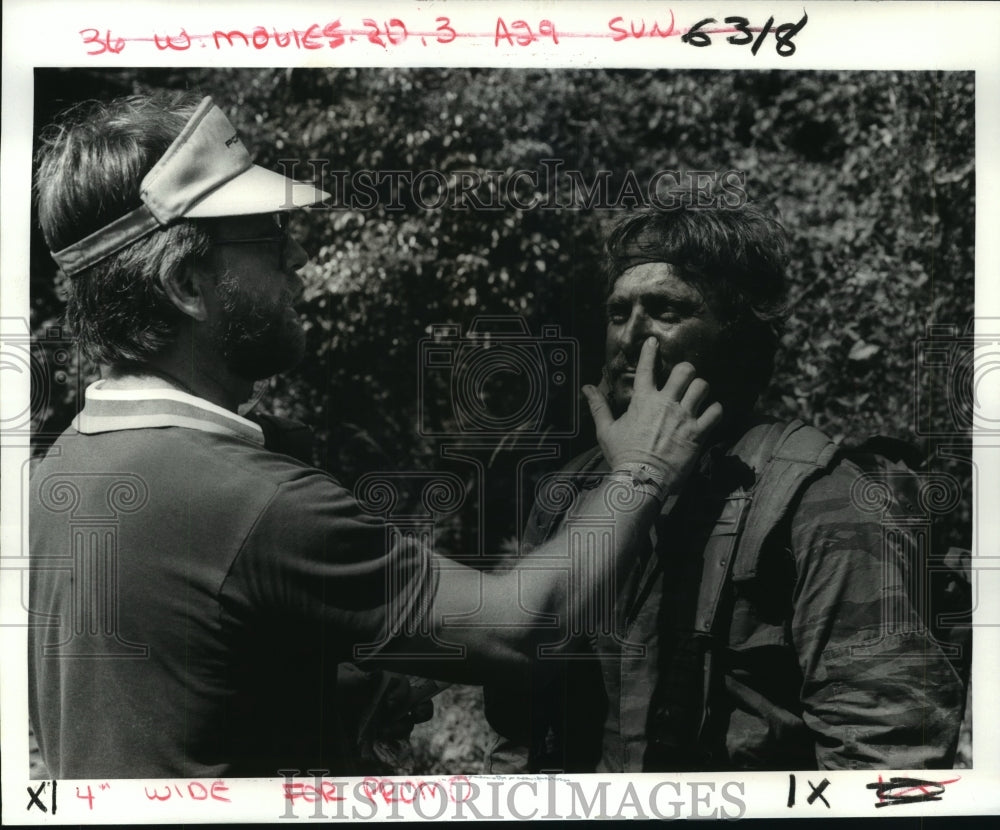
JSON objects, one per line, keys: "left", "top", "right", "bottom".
{"left": 484, "top": 420, "right": 966, "bottom": 772}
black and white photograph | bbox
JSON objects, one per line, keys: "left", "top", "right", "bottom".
{"left": 2, "top": 1, "right": 998, "bottom": 823}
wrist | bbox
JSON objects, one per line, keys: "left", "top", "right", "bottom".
{"left": 609, "top": 461, "right": 674, "bottom": 502}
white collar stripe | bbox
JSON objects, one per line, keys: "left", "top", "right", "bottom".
{"left": 86, "top": 381, "right": 256, "bottom": 426}
{"left": 76, "top": 382, "right": 264, "bottom": 444}
{"left": 73, "top": 412, "right": 262, "bottom": 443}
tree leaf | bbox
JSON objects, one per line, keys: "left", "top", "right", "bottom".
{"left": 848, "top": 341, "right": 881, "bottom": 361}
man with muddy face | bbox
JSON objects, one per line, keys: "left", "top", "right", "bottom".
{"left": 485, "top": 205, "right": 965, "bottom": 775}
{"left": 603, "top": 262, "right": 726, "bottom": 418}
{"left": 600, "top": 209, "right": 785, "bottom": 426}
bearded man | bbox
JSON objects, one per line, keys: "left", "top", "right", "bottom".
{"left": 28, "top": 92, "right": 722, "bottom": 779}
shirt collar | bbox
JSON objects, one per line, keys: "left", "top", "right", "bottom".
{"left": 72, "top": 379, "right": 265, "bottom": 445}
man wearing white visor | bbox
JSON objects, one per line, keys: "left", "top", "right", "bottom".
{"left": 29, "top": 92, "right": 723, "bottom": 778}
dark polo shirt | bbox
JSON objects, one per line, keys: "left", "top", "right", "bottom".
{"left": 29, "top": 381, "right": 435, "bottom": 779}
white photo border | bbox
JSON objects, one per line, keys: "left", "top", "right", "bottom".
{"left": 3, "top": 0, "right": 999, "bottom": 822}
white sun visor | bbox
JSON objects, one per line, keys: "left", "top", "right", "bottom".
{"left": 50, "top": 96, "right": 330, "bottom": 276}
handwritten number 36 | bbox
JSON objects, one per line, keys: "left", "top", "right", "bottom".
{"left": 682, "top": 12, "right": 807, "bottom": 55}
{"left": 80, "top": 29, "right": 125, "bottom": 55}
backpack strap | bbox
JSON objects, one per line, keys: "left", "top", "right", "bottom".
{"left": 730, "top": 420, "right": 840, "bottom": 582}
{"left": 691, "top": 420, "right": 839, "bottom": 754}
{"left": 690, "top": 421, "right": 785, "bottom": 639}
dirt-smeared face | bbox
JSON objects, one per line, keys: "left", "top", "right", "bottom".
{"left": 604, "top": 262, "right": 726, "bottom": 417}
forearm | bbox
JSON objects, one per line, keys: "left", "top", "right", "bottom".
{"left": 374, "top": 350, "right": 719, "bottom": 682}
{"left": 511, "top": 472, "right": 663, "bottom": 639}
{"left": 374, "top": 475, "right": 662, "bottom": 683}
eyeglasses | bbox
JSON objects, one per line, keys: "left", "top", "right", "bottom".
{"left": 211, "top": 212, "right": 290, "bottom": 269}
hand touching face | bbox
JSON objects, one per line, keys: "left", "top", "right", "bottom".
{"left": 604, "top": 262, "right": 726, "bottom": 418}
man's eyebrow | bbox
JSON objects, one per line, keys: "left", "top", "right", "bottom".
{"left": 606, "top": 289, "right": 702, "bottom": 306}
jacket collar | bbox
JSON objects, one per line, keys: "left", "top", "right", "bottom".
{"left": 72, "top": 379, "right": 265, "bottom": 445}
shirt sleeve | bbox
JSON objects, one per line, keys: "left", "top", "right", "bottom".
{"left": 788, "top": 459, "right": 965, "bottom": 769}
{"left": 221, "top": 468, "right": 438, "bottom": 664}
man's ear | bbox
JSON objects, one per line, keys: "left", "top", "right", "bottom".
{"left": 161, "top": 259, "right": 213, "bottom": 322}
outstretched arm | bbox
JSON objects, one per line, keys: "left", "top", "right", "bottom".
{"left": 378, "top": 338, "right": 723, "bottom": 682}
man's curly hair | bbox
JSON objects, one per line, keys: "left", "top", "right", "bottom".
{"left": 35, "top": 91, "right": 214, "bottom": 367}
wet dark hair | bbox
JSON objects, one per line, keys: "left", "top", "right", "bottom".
{"left": 35, "top": 91, "right": 213, "bottom": 367}
{"left": 604, "top": 205, "right": 790, "bottom": 410}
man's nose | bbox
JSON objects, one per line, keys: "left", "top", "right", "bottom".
{"left": 619, "top": 308, "right": 652, "bottom": 351}
{"left": 285, "top": 237, "right": 310, "bottom": 272}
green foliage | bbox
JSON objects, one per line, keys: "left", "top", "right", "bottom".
{"left": 32, "top": 67, "right": 975, "bottom": 548}
{"left": 408, "top": 685, "right": 493, "bottom": 774}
